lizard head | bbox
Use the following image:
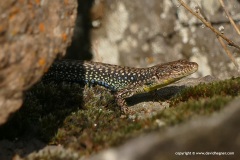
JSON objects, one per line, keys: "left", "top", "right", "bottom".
{"left": 143, "top": 60, "right": 198, "bottom": 92}
{"left": 154, "top": 59, "right": 198, "bottom": 84}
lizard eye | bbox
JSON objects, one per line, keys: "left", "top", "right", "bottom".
{"left": 172, "top": 66, "right": 178, "bottom": 69}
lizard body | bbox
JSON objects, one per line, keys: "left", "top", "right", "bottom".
{"left": 43, "top": 59, "right": 198, "bottom": 113}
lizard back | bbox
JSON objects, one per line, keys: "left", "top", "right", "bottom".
{"left": 43, "top": 60, "right": 155, "bottom": 91}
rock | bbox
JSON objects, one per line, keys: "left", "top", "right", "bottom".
{"left": 0, "top": 0, "right": 77, "bottom": 125}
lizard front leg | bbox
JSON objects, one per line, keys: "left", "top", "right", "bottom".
{"left": 115, "top": 88, "right": 136, "bottom": 114}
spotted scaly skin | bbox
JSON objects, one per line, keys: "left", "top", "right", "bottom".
{"left": 43, "top": 59, "right": 198, "bottom": 113}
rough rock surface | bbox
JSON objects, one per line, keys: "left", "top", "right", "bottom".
{"left": 0, "top": 0, "right": 77, "bottom": 124}
{"left": 89, "top": 98, "right": 240, "bottom": 160}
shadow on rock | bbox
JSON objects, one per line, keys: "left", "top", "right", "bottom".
{"left": 126, "top": 85, "right": 185, "bottom": 106}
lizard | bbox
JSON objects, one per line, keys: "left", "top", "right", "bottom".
{"left": 43, "top": 59, "right": 198, "bottom": 113}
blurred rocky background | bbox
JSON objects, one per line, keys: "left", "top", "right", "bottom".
{"left": 91, "top": 0, "right": 240, "bottom": 78}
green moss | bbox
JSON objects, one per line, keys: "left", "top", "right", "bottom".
{"left": 155, "top": 96, "right": 233, "bottom": 125}
{"left": 171, "top": 77, "right": 240, "bottom": 105}
{"left": 2, "top": 77, "right": 240, "bottom": 159}
{"left": 48, "top": 78, "right": 240, "bottom": 155}
{"left": 52, "top": 107, "right": 143, "bottom": 154}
